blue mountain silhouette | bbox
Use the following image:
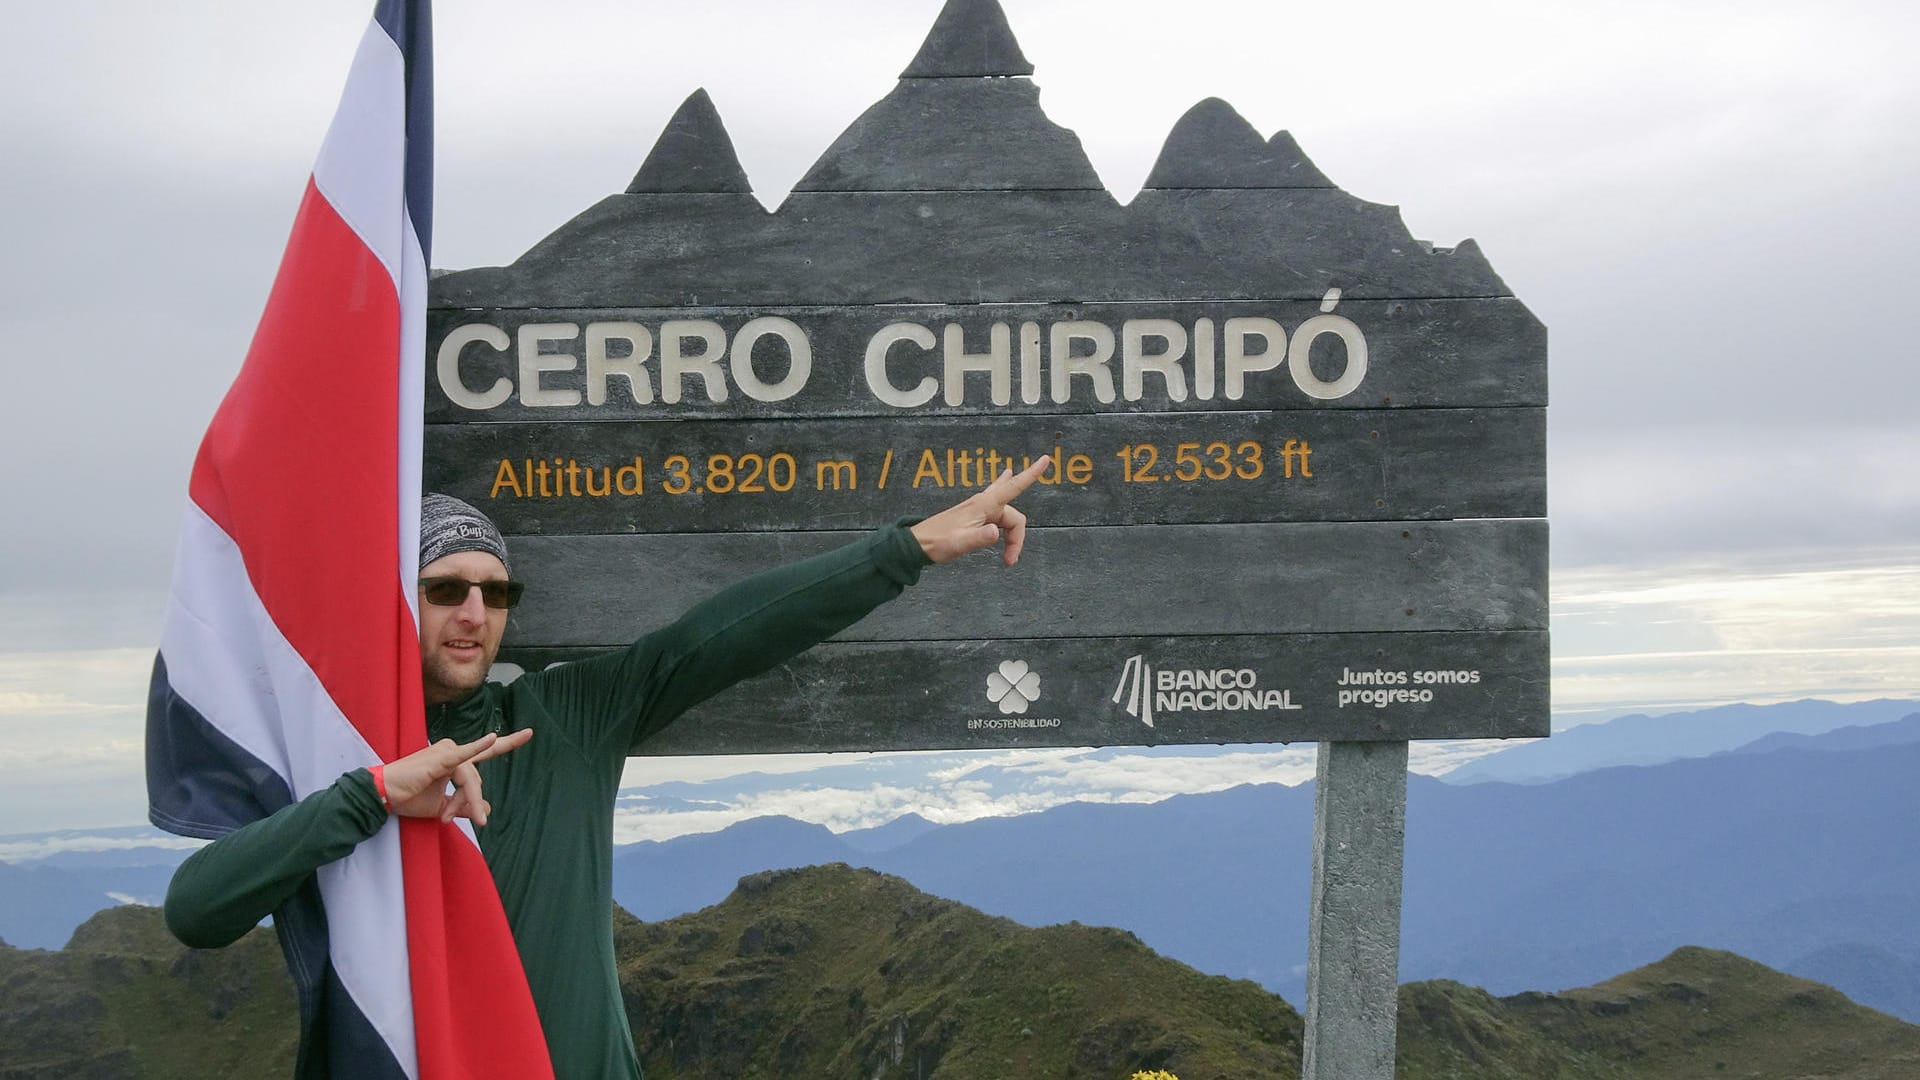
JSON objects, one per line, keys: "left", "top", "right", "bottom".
{"left": 1443, "top": 698, "right": 1919, "bottom": 784}
{"left": 607, "top": 731, "right": 1920, "bottom": 1020}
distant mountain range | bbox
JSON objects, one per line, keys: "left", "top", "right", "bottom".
{"left": 0, "top": 859, "right": 176, "bottom": 952}
{"left": 6, "top": 868, "right": 1918, "bottom": 1079}
{"left": 608, "top": 711, "right": 1920, "bottom": 1022}
{"left": 1442, "top": 697, "right": 1920, "bottom": 784}
{"left": 1722, "top": 711, "right": 1920, "bottom": 757}
{"left": 6, "top": 699, "right": 1917, "bottom": 1030}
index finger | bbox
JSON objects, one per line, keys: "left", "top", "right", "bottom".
{"left": 432, "top": 730, "right": 506, "bottom": 770}
{"left": 466, "top": 727, "right": 533, "bottom": 766}
{"left": 984, "top": 455, "right": 1053, "bottom": 506}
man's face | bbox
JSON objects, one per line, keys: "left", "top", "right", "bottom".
{"left": 417, "top": 550, "right": 511, "bottom": 705}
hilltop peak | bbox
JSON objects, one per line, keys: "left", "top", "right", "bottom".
{"left": 840, "top": 811, "right": 941, "bottom": 854}
{"left": 1398, "top": 948, "right": 1920, "bottom": 1077}
{"left": 62, "top": 901, "right": 175, "bottom": 955}
{"left": 1574, "top": 945, "right": 1850, "bottom": 1010}
{"left": 616, "top": 863, "right": 1302, "bottom": 1075}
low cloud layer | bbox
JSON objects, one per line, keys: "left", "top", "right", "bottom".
{"left": 604, "top": 737, "right": 1548, "bottom": 845}
{"left": 5, "top": 546, "right": 1918, "bottom": 839}
{"left": 1553, "top": 549, "right": 1920, "bottom": 721}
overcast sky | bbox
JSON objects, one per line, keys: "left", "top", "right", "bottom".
{"left": 2, "top": 0, "right": 1916, "bottom": 841}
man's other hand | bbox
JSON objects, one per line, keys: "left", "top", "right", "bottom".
{"left": 910, "top": 455, "right": 1052, "bottom": 566}
{"left": 381, "top": 729, "right": 533, "bottom": 827}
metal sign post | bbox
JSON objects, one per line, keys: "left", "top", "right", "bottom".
{"left": 424, "top": 1, "right": 1548, "bottom": 1072}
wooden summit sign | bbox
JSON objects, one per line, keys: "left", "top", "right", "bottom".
{"left": 424, "top": 0, "right": 1548, "bottom": 757}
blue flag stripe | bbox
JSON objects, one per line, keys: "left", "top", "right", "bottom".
{"left": 374, "top": 0, "right": 433, "bottom": 257}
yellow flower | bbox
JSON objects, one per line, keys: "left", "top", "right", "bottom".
{"left": 1129, "top": 1072, "right": 1180, "bottom": 1080}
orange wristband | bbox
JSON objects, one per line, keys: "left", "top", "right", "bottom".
{"left": 369, "top": 764, "right": 392, "bottom": 813}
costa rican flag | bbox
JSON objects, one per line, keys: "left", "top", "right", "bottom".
{"left": 144, "top": 3, "right": 551, "bottom": 1077}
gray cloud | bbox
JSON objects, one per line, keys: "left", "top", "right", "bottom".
{"left": 6, "top": 0, "right": 1912, "bottom": 594}
{"left": 1551, "top": 424, "right": 1920, "bottom": 566}
{"left": 2, "top": 0, "right": 1915, "bottom": 835}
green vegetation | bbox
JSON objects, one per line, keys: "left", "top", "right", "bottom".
{"left": 0, "top": 906, "right": 296, "bottom": 1078}
{"left": 4, "top": 867, "right": 1917, "bottom": 1079}
{"left": 614, "top": 865, "right": 1300, "bottom": 1079}
{"left": 1394, "top": 946, "right": 1920, "bottom": 1080}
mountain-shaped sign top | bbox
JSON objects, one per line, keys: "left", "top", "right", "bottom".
{"left": 627, "top": 89, "right": 752, "bottom": 195}
{"left": 900, "top": 0, "right": 1034, "bottom": 77}
{"left": 434, "top": 0, "right": 1508, "bottom": 308}
{"left": 1144, "top": 98, "right": 1332, "bottom": 190}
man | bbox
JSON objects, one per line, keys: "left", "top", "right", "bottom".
{"left": 164, "top": 458, "right": 1050, "bottom": 1079}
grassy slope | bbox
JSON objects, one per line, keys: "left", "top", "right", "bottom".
{"left": 5, "top": 871, "right": 1920, "bottom": 1079}
{"left": 1397, "top": 946, "right": 1920, "bottom": 1080}
{"left": 1503, "top": 946, "right": 1920, "bottom": 1080}
{"left": 0, "top": 909, "right": 296, "bottom": 1079}
{"left": 615, "top": 864, "right": 1303, "bottom": 1079}
{"left": 1396, "top": 979, "right": 1624, "bottom": 1079}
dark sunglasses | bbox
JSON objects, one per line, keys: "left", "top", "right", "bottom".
{"left": 419, "top": 576, "right": 526, "bottom": 610}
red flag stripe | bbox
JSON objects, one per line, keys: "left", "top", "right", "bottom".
{"left": 190, "top": 178, "right": 408, "bottom": 762}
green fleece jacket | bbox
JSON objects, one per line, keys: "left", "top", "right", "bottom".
{"left": 164, "top": 523, "right": 930, "bottom": 1079}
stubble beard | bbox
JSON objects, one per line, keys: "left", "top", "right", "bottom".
{"left": 422, "top": 643, "right": 497, "bottom": 705}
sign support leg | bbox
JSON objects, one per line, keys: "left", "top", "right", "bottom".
{"left": 1302, "top": 739, "right": 1409, "bottom": 1080}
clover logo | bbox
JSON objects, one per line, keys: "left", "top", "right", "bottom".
{"left": 986, "top": 659, "right": 1041, "bottom": 714}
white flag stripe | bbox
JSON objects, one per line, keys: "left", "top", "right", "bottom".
{"left": 319, "top": 824, "right": 419, "bottom": 1077}
{"left": 313, "top": 19, "right": 408, "bottom": 292}
{"left": 160, "top": 504, "right": 372, "bottom": 796}
{"left": 398, "top": 209, "right": 426, "bottom": 626}
{"left": 159, "top": 501, "right": 420, "bottom": 1077}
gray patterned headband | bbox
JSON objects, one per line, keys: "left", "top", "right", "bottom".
{"left": 419, "top": 493, "right": 511, "bottom": 574}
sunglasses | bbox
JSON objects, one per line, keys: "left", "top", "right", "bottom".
{"left": 418, "top": 576, "right": 526, "bottom": 610}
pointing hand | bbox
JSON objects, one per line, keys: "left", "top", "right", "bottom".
{"left": 379, "top": 728, "right": 533, "bottom": 827}
{"left": 909, "top": 455, "right": 1052, "bottom": 566}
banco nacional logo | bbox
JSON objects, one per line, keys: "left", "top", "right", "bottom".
{"left": 1112, "top": 655, "right": 1159, "bottom": 727}
{"left": 1113, "top": 654, "right": 1301, "bottom": 728}
{"left": 986, "top": 659, "right": 1041, "bottom": 714}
